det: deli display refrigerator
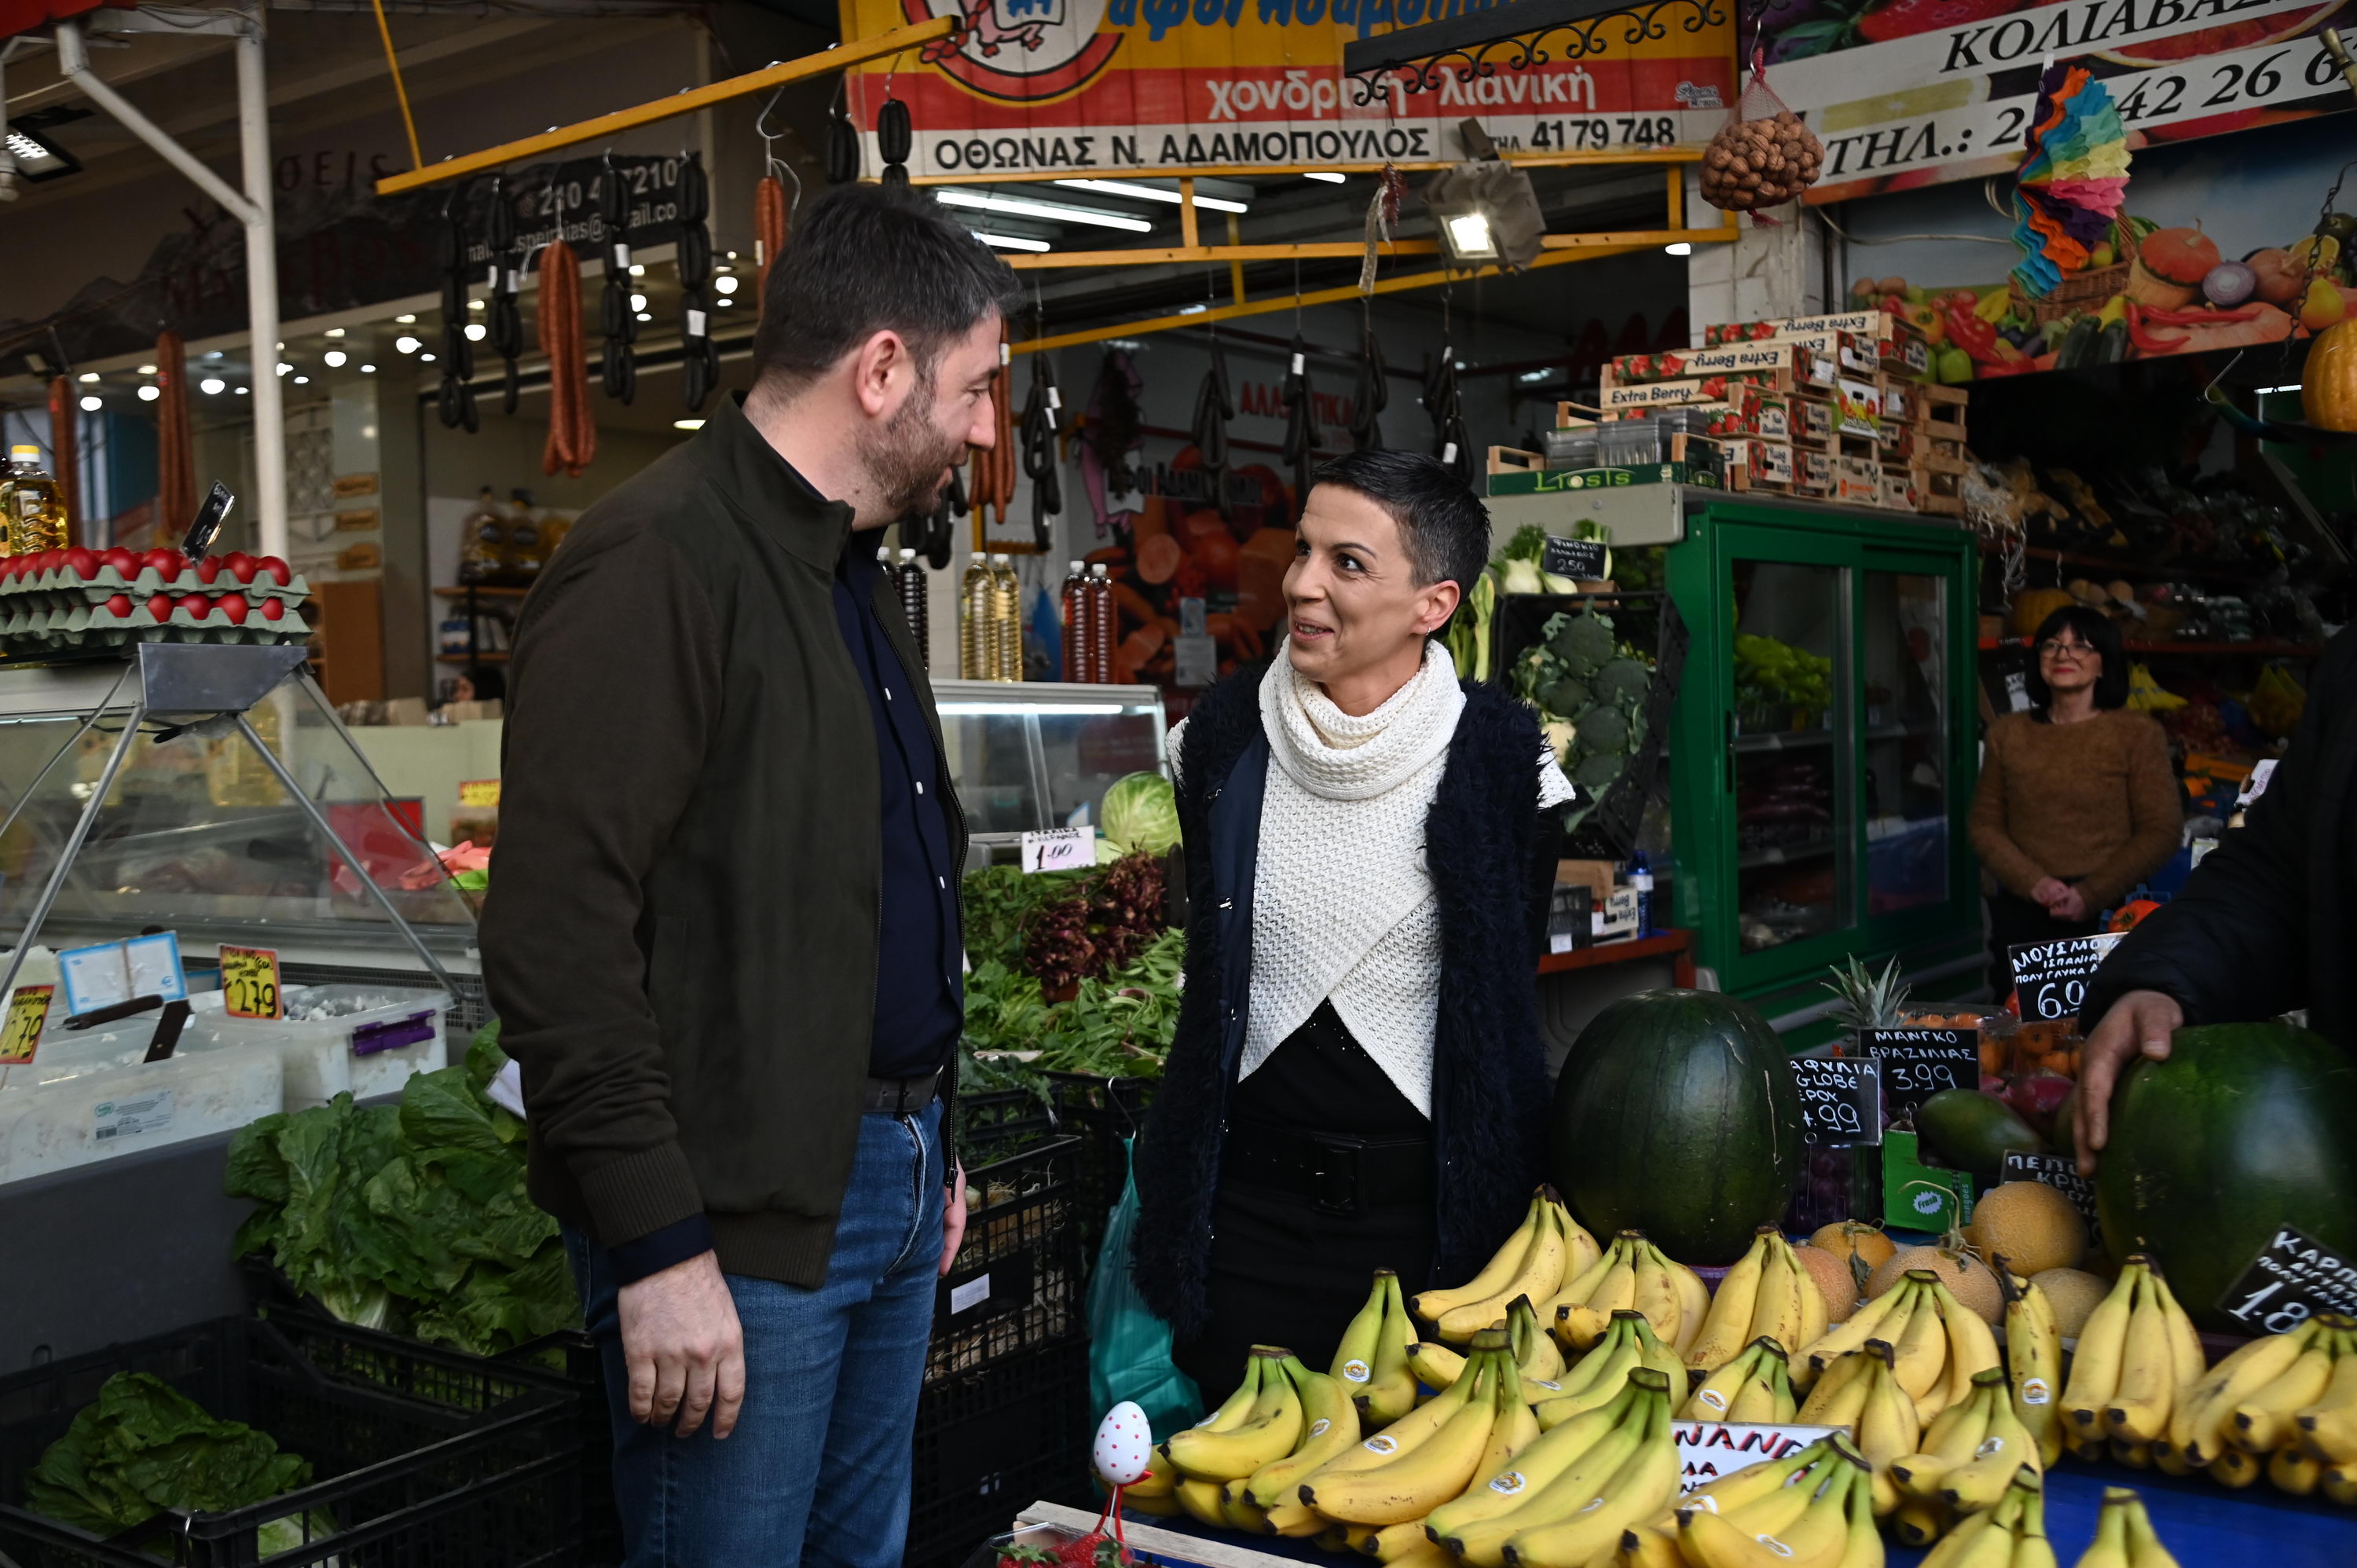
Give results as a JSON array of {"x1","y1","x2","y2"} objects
[{"x1": 933, "y1": 680, "x2": 1171, "y2": 861}]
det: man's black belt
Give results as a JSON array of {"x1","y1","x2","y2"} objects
[
  {"x1": 1223, "y1": 1121, "x2": 1435, "y2": 1214},
  {"x1": 862, "y1": 1070, "x2": 940, "y2": 1114}
]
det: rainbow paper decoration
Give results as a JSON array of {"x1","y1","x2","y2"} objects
[{"x1": 2011, "y1": 63, "x2": 2132, "y2": 298}]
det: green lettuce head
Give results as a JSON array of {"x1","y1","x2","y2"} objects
[{"x1": 1102, "y1": 771, "x2": 1179, "y2": 855}]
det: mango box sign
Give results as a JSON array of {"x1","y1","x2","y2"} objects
[{"x1": 841, "y1": 0, "x2": 1735, "y2": 179}]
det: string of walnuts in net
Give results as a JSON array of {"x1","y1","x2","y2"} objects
[{"x1": 1700, "y1": 111, "x2": 1824, "y2": 211}]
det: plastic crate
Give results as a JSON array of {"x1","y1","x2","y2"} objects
[
  {"x1": 186, "y1": 983, "x2": 451, "y2": 1110},
  {"x1": 954, "y1": 1086, "x2": 1059, "y2": 1151},
  {"x1": 907, "y1": 1338, "x2": 1091, "y2": 1568},
  {"x1": 931, "y1": 1134, "x2": 1087, "y2": 1383},
  {"x1": 0, "y1": 1313, "x2": 587, "y2": 1568},
  {"x1": 1044, "y1": 1072, "x2": 1159, "y2": 1276}
]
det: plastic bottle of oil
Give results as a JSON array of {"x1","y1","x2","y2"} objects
[
  {"x1": 959, "y1": 551, "x2": 992, "y2": 680},
  {"x1": 896, "y1": 548, "x2": 929, "y2": 667},
  {"x1": 990, "y1": 553, "x2": 1021, "y2": 682},
  {"x1": 456, "y1": 487, "x2": 508, "y2": 584},
  {"x1": 1060, "y1": 560, "x2": 1089, "y2": 683},
  {"x1": 1089, "y1": 563, "x2": 1117, "y2": 683},
  {"x1": 503, "y1": 488, "x2": 544, "y2": 584},
  {"x1": 2, "y1": 445, "x2": 67, "y2": 555}
]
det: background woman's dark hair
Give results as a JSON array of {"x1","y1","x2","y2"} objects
[
  {"x1": 2025, "y1": 604, "x2": 2131, "y2": 711},
  {"x1": 752, "y1": 183, "x2": 1020, "y2": 391},
  {"x1": 1309, "y1": 449, "x2": 1490, "y2": 628}
]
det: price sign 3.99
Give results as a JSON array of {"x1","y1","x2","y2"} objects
[
  {"x1": 219, "y1": 945, "x2": 284, "y2": 1021},
  {"x1": 1862, "y1": 1028, "x2": 1980, "y2": 1122}
]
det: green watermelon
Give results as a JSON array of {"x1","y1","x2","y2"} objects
[
  {"x1": 2096, "y1": 1022, "x2": 2357, "y2": 1332},
  {"x1": 1548, "y1": 989, "x2": 1804, "y2": 1265}
]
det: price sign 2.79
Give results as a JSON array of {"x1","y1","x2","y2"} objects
[{"x1": 219, "y1": 945, "x2": 283, "y2": 1021}]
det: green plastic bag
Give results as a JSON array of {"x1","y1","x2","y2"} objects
[{"x1": 1087, "y1": 1136, "x2": 1202, "y2": 1438}]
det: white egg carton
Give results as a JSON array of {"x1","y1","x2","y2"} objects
[{"x1": 0, "y1": 1033, "x2": 283, "y2": 1185}]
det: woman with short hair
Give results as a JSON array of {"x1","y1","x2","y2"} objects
[
  {"x1": 1133, "y1": 449, "x2": 1574, "y2": 1395},
  {"x1": 1970, "y1": 604, "x2": 2180, "y2": 995}
]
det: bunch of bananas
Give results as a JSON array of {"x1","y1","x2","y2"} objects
[
  {"x1": 1159, "y1": 1346, "x2": 1347, "y2": 1529},
  {"x1": 2072, "y1": 1486, "x2": 2181, "y2": 1568},
  {"x1": 1663, "y1": 1434, "x2": 1881, "y2": 1568},
  {"x1": 1680, "y1": 1336, "x2": 1798, "y2": 1424},
  {"x1": 1423, "y1": 1367, "x2": 1681, "y2": 1568},
  {"x1": 1532, "y1": 1310, "x2": 1690, "y2": 1428},
  {"x1": 1992, "y1": 1262, "x2": 2064, "y2": 1470},
  {"x1": 1916, "y1": 1467, "x2": 2052, "y2": 1568},
  {"x1": 1336, "y1": 1271, "x2": 1424, "y2": 1424},
  {"x1": 1415, "y1": 1189, "x2": 1603, "y2": 1347},
  {"x1": 1409, "y1": 1297, "x2": 1574, "y2": 1405},
  {"x1": 1792, "y1": 1269, "x2": 2001, "y2": 1426},
  {"x1": 1545, "y1": 1230, "x2": 1711, "y2": 1356},
  {"x1": 2055, "y1": 1256, "x2": 2203, "y2": 1468},
  {"x1": 1798, "y1": 1343, "x2": 1919, "y2": 1519},
  {"x1": 1883, "y1": 1366, "x2": 2044, "y2": 1544},
  {"x1": 1683, "y1": 1228, "x2": 1829, "y2": 1374},
  {"x1": 2158, "y1": 1309, "x2": 2357, "y2": 1498}
]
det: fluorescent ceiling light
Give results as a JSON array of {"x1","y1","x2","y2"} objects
[
  {"x1": 419, "y1": 353, "x2": 436, "y2": 362},
  {"x1": 939, "y1": 701, "x2": 1125, "y2": 716},
  {"x1": 1518, "y1": 368, "x2": 1552, "y2": 383},
  {"x1": 467, "y1": 299, "x2": 485, "y2": 310},
  {"x1": 1663, "y1": 241, "x2": 1693, "y2": 256},
  {"x1": 276, "y1": 362, "x2": 292, "y2": 376},
  {"x1": 324, "y1": 328, "x2": 346, "y2": 339},
  {"x1": 674, "y1": 419, "x2": 706, "y2": 430},
  {"x1": 76, "y1": 372, "x2": 98, "y2": 383},
  {"x1": 137, "y1": 385, "x2": 159, "y2": 402},
  {"x1": 973, "y1": 230, "x2": 1050, "y2": 253},
  {"x1": 1440, "y1": 211, "x2": 1499, "y2": 263},
  {"x1": 394, "y1": 313, "x2": 416, "y2": 324},
  {"x1": 464, "y1": 322, "x2": 487, "y2": 342},
  {"x1": 1055, "y1": 178, "x2": 1248, "y2": 214},
  {"x1": 235, "y1": 387, "x2": 249, "y2": 395},
  {"x1": 293, "y1": 376, "x2": 310, "y2": 385},
  {"x1": 394, "y1": 335, "x2": 421, "y2": 354},
  {"x1": 137, "y1": 364, "x2": 156, "y2": 374},
  {"x1": 635, "y1": 312, "x2": 652, "y2": 322},
  {"x1": 5, "y1": 125, "x2": 79, "y2": 181},
  {"x1": 77, "y1": 395, "x2": 101, "y2": 412},
  {"x1": 714, "y1": 275, "x2": 739, "y2": 295},
  {"x1": 2257, "y1": 384, "x2": 2301, "y2": 394},
  {"x1": 1304, "y1": 171, "x2": 1346, "y2": 183},
  {"x1": 199, "y1": 377, "x2": 226, "y2": 395},
  {"x1": 935, "y1": 189, "x2": 1149, "y2": 233},
  {"x1": 324, "y1": 350, "x2": 347, "y2": 368},
  {"x1": 361, "y1": 364, "x2": 377, "y2": 373},
  {"x1": 1177, "y1": 303, "x2": 1209, "y2": 315},
  {"x1": 629, "y1": 293, "x2": 647, "y2": 313},
  {"x1": 629, "y1": 263, "x2": 646, "y2": 277}
]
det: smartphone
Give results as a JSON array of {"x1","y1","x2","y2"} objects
[{"x1": 180, "y1": 482, "x2": 236, "y2": 561}]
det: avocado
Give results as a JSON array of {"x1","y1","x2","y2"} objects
[{"x1": 1917, "y1": 1088, "x2": 2044, "y2": 1181}]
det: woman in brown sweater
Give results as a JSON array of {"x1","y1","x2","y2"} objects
[{"x1": 1970, "y1": 605, "x2": 2181, "y2": 996}]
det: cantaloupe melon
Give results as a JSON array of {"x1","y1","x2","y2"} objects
[
  {"x1": 1866, "y1": 1244, "x2": 2003, "y2": 1324},
  {"x1": 1965, "y1": 1181, "x2": 2088, "y2": 1277},
  {"x1": 2030, "y1": 1267, "x2": 2110, "y2": 1337},
  {"x1": 1794, "y1": 1243, "x2": 1864, "y2": 1321},
  {"x1": 1808, "y1": 1220, "x2": 1897, "y2": 1273}
]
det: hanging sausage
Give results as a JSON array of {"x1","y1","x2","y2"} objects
[
  {"x1": 677, "y1": 151, "x2": 720, "y2": 412},
  {"x1": 46, "y1": 376, "x2": 78, "y2": 548},
  {"x1": 1020, "y1": 352, "x2": 1061, "y2": 552},
  {"x1": 753, "y1": 174, "x2": 790, "y2": 324},
  {"x1": 878, "y1": 94, "x2": 912, "y2": 189},
  {"x1": 539, "y1": 223, "x2": 595, "y2": 478},
  {"x1": 1278, "y1": 334, "x2": 1314, "y2": 506},
  {"x1": 598, "y1": 154, "x2": 636, "y2": 405},
  {"x1": 1424, "y1": 346, "x2": 1472, "y2": 486},
  {"x1": 1189, "y1": 339, "x2": 1233, "y2": 518},
  {"x1": 1350, "y1": 310, "x2": 1387, "y2": 452},
  {"x1": 488, "y1": 176, "x2": 524, "y2": 415},
  {"x1": 154, "y1": 331, "x2": 194, "y2": 535},
  {"x1": 436, "y1": 191, "x2": 478, "y2": 433}
]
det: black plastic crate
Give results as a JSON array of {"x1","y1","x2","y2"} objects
[
  {"x1": 931, "y1": 1134, "x2": 1087, "y2": 1383},
  {"x1": 0, "y1": 1314, "x2": 585, "y2": 1568},
  {"x1": 1044, "y1": 1072, "x2": 1159, "y2": 1277},
  {"x1": 955, "y1": 1086, "x2": 1060, "y2": 1152},
  {"x1": 907, "y1": 1338, "x2": 1091, "y2": 1568}
]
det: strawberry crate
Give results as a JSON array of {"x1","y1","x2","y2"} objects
[
  {"x1": 909, "y1": 1338, "x2": 1091, "y2": 1568},
  {"x1": 0, "y1": 1313, "x2": 588, "y2": 1568},
  {"x1": 932, "y1": 1130, "x2": 1088, "y2": 1383}
]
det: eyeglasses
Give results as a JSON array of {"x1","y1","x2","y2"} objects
[{"x1": 2036, "y1": 639, "x2": 2095, "y2": 659}]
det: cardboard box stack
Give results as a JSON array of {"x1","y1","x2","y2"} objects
[{"x1": 1486, "y1": 310, "x2": 1968, "y2": 516}]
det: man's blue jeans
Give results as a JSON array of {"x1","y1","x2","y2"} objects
[{"x1": 566, "y1": 1100, "x2": 946, "y2": 1568}]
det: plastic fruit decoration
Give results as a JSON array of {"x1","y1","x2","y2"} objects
[
  {"x1": 2304, "y1": 317, "x2": 2357, "y2": 432},
  {"x1": 2124, "y1": 225, "x2": 2220, "y2": 310}
]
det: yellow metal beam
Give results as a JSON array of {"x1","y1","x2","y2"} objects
[
  {"x1": 913, "y1": 147, "x2": 1701, "y2": 185},
  {"x1": 1004, "y1": 227, "x2": 1734, "y2": 270},
  {"x1": 372, "y1": 16, "x2": 956, "y2": 196},
  {"x1": 1009, "y1": 243, "x2": 1649, "y2": 356},
  {"x1": 1178, "y1": 178, "x2": 1200, "y2": 250}
]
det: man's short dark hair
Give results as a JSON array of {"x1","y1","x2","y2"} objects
[
  {"x1": 1309, "y1": 449, "x2": 1490, "y2": 625},
  {"x1": 751, "y1": 183, "x2": 1021, "y2": 390}
]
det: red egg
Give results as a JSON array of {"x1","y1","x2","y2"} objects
[
  {"x1": 177, "y1": 594, "x2": 211, "y2": 620},
  {"x1": 64, "y1": 548, "x2": 96, "y2": 580},
  {"x1": 257, "y1": 555, "x2": 291, "y2": 586},
  {"x1": 214, "y1": 593, "x2": 249, "y2": 625},
  {"x1": 104, "y1": 593, "x2": 132, "y2": 617},
  {"x1": 101, "y1": 547, "x2": 137, "y2": 576},
  {"x1": 2, "y1": 558, "x2": 23, "y2": 581},
  {"x1": 195, "y1": 556, "x2": 225, "y2": 584},
  {"x1": 223, "y1": 551, "x2": 258, "y2": 584},
  {"x1": 141, "y1": 548, "x2": 184, "y2": 580},
  {"x1": 259, "y1": 596, "x2": 284, "y2": 621},
  {"x1": 145, "y1": 593, "x2": 173, "y2": 622}
]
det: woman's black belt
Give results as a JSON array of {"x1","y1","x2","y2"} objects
[{"x1": 1223, "y1": 1121, "x2": 1435, "y2": 1214}]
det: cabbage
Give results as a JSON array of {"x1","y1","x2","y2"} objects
[{"x1": 1102, "y1": 771, "x2": 1179, "y2": 855}]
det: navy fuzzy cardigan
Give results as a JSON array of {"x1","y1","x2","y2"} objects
[{"x1": 1131, "y1": 661, "x2": 1556, "y2": 1343}]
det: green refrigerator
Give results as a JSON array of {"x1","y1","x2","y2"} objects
[{"x1": 1661, "y1": 496, "x2": 1982, "y2": 1040}]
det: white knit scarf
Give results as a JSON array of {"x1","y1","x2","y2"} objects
[{"x1": 1259, "y1": 638, "x2": 1467, "y2": 803}]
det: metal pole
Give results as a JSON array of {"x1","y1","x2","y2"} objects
[
  {"x1": 0, "y1": 706, "x2": 145, "y2": 1007},
  {"x1": 233, "y1": 715, "x2": 460, "y2": 996},
  {"x1": 236, "y1": 16, "x2": 288, "y2": 562},
  {"x1": 53, "y1": 24, "x2": 259, "y2": 222},
  {"x1": 0, "y1": 663, "x2": 136, "y2": 855}
]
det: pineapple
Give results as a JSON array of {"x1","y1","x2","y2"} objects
[{"x1": 1821, "y1": 954, "x2": 1910, "y2": 1034}]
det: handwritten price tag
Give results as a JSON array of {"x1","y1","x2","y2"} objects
[
  {"x1": 1021, "y1": 828, "x2": 1093, "y2": 874},
  {"x1": 2007, "y1": 933, "x2": 2123, "y2": 1022},
  {"x1": 219, "y1": 945, "x2": 283, "y2": 1020},
  {"x1": 1672, "y1": 1421, "x2": 1840, "y2": 1491},
  {"x1": 456, "y1": 779, "x2": 501, "y2": 808},
  {"x1": 2217, "y1": 1225, "x2": 2357, "y2": 1335},
  {"x1": 1791, "y1": 1056, "x2": 1881, "y2": 1147},
  {"x1": 1863, "y1": 1028, "x2": 1979, "y2": 1120},
  {"x1": 0, "y1": 984, "x2": 53, "y2": 1067},
  {"x1": 1541, "y1": 535, "x2": 1609, "y2": 581}
]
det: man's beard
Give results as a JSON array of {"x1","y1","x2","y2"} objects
[{"x1": 860, "y1": 383, "x2": 968, "y2": 522}]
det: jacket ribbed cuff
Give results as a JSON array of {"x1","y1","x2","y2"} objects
[{"x1": 574, "y1": 1141, "x2": 706, "y2": 1249}]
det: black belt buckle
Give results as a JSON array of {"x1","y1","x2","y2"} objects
[{"x1": 1310, "y1": 1135, "x2": 1364, "y2": 1216}]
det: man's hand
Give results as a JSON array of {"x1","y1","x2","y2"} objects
[
  {"x1": 2075, "y1": 988, "x2": 2183, "y2": 1176},
  {"x1": 618, "y1": 1251, "x2": 746, "y2": 1439},
  {"x1": 2030, "y1": 876, "x2": 2070, "y2": 910},
  {"x1": 940, "y1": 1165, "x2": 968, "y2": 1277},
  {"x1": 2047, "y1": 884, "x2": 2089, "y2": 922}
]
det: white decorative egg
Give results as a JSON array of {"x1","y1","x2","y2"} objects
[{"x1": 1092, "y1": 1400, "x2": 1154, "y2": 1486}]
